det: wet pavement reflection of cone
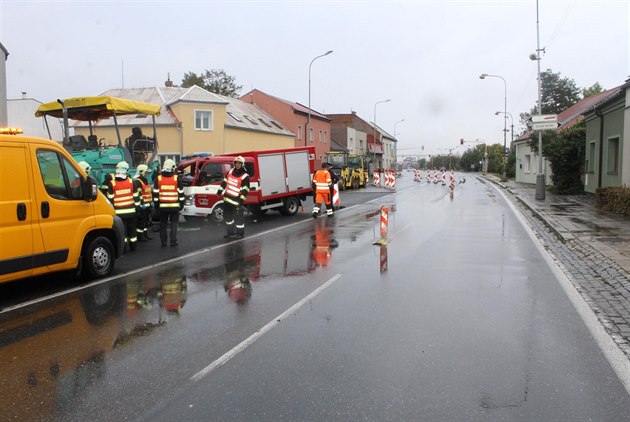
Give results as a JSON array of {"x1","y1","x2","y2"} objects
[{"x1": 373, "y1": 206, "x2": 389, "y2": 246}]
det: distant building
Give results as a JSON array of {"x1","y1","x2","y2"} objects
[
  {"x1": 71, "y1": 83, "x2": 295, "y2": 165},
  {"x1": 8, "y1": 95, "x2": 63, "y2": 139},
  {"x1": 513, "y1": 88, "x2": 619, "y2": 185},
  {"x1": 240, "y1": 89, "x2": 331, "y2": 168},
  {"x1": 327, "y1": 111, "x2": 395, "y2": 171}
]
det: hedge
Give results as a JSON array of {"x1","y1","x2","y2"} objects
[{"x1": 595, "y1": 187, "x2": 630, "y2": 216}]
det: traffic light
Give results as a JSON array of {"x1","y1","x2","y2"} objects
[{"x1": 460, "y1": 138, "x2": 464, "y2": 145}]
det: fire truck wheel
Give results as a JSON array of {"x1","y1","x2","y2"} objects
[
  {"x1": 211, "y1": 203, "x2": 227, "y2": 223},
  {"x1": 279, "y1": 196, "x2": 300, "y2": 216}
]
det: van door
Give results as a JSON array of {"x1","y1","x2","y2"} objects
[
  {"x1": 0, "y1": 142, "x2": 37, "y2": 281},
  {"x1": 31, "y1": 148, "x2": 95, "y2": 274}
]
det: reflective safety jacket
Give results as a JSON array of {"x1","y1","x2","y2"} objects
[
  {"x1": 220, "y1": 168, "x2": 250, "y2": 206},
  {"x1": 153, "y1": 174, "x2": 184, "y2": 209},
  {"x1": 107, "y1": 177, "x2": 140, "y2": 215},
  {"x1": 313, "y1": 169, "x2": 332, "y2": 194},
  {"x1": 137, "y1": 176, "x2": 153, "y2": 207}
]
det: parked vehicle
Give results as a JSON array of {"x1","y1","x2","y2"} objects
[
  {"x1": 35, "y1": 96, "x2": 162, "y2": 186},
  {"x1": 0, "y1": 129, "x2": 125, "y2": 284},
  {"x1": 177, "y1": 146, "x2": 315, "y2": 223}
]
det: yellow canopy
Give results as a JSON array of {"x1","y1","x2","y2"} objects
[{"x1": 35, "y1": 96, "x2": 161, "y2": 121}]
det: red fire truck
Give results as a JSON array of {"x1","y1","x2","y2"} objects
[{"x1": 177, "y1": 146, "x2": 315, "y2": 223}]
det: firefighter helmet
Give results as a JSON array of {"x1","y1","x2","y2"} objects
[
  {"x1": 233, "y1": 156, "x2": 245, "y2": 165},
  {"x1": 162, "y1": 159, "x2": 176, "y2": 173},
  {"x1": 136, "y1": 164, "x2": 149, "y2": 176},
  {"x1": 78, "y1": 161, "x2": 91, "y2": 173},
  {"x1": 115, "y1": 161, "x2": 129, "y2": 177}
]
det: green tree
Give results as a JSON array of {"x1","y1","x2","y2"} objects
[
  {"x1": 582, "y1": 82, "x2": 604, "y2": 98},
  {"x1": 542, "y1": 120, "x2": 586, "y2": 194},
  {"x1": 519, "y1": 69, "x2": 582, "y2": 128},
  {"x1": 181, "y1": 69, "x2": 243, "y2": 98},
  {"x1": 459, "y1": 144, "x2": 485, "y2": 171}
]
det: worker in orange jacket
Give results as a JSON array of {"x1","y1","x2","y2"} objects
[{"x1": 312, "y1": 162, "x2": 333, "y2": 218}]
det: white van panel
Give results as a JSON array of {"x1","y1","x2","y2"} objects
[
  {"x1": 258, "y1": 153, "x2": 287, "y2": 196},
  {"x1": 285, "y1": 150, "x2": 311, "y2": 191}
]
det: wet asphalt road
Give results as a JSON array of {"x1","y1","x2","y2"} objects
[{"x1": 3, "y1": 174, "x2": 630, "y2": 421}]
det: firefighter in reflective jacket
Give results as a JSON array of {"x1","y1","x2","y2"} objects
[
  {"x1": 134, "y1": 164, "x2": 153, "y2": 241},
  {"x1": 217, "y1": 156, "x2": 250, "y2": 239},
  {"x1": 153, "y1": 159, "x2": 184, "y2": 247},
  {"x1": 312, "y1": 162, "x2": 333, "y2": 218},
  {"x1": 105, "y1": 161, "x2": 141, "y2": 251}
]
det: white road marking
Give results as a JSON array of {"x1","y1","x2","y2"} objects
[{"x1": 190, "y1": 273, "x2": 342, "y2": 382}]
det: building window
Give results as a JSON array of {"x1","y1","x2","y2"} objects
[
  {"x1": 195, "y1": 110, "x2": 213, "y2": 131},
  {"x1": 319, "y1": 130, "x2": 323, "y2": 143},
  {"x1": 297, "y1": 125, "x2": 302, "y2": 140},
  {"x1": 309, "y1": 128, "x2": 313, "y2": 143},
  {"x1": 243, "y1": 115, "x2": 258, "y2": 125},
  {"x1": 271, "y1": 121, "x2": 283, "y2": 130},
  {"x1": 588, "y1": 141, "x2": 596, "y2": 173},
  {"x1": 227, "y1": 111, "x2": 242, "y2": 122},
  {"x1": 258, "y1": 118, "x2": 272, "y2": 128},
  {"x1": 524, "y1": 154, "x2": 531, "y2": 173},
  {"x1": 607, "y1": 137, "x2": 619, "y2": 175},
  {"x1": 324, "y1": 131, "x2": 328, "y2": 144}
]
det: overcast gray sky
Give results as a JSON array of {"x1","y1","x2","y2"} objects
[{"x1": 1, "y1": 0, "x2": 628, "y2": 156}]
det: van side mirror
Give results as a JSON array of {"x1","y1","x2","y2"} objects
[{"x1": 83, "y1": 177, "x2": 98, "y2": 202}]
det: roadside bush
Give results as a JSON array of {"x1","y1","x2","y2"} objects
[{"x1": 595, "y1": 187, "x2": 630, "y2": 216}]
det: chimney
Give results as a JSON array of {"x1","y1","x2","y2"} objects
[
  {"x1": 21, "y1": 91, "x2": 26, "y2": 99},
  {"x1": 165, "y1": 73, "x2": 173, "y2": 87}
]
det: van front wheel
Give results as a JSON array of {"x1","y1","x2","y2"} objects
[{"x1": 83, "y1": 237, "x2": 115, "y2": 279}]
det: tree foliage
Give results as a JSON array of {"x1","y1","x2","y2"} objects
[
  {"x1": 582, "y1": 82, "x2": 604, "y2": 98},
  {"x1": 181, "y1": 69, "x2": 243, "y2": 98},
  {"x1": 541, "y1": 120, "x2": 586, "y2": 194},
  {"x1": 519, "y1": 69, "x2": 582, "y2": 128}
]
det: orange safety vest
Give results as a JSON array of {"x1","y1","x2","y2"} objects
[
  {"x1": 313, "y1": 169, "x2": 332, "y2": 194},
  {"x1": 224, "y1": 170, "x2": 248, "y2": 205},
  {"x1": 157, "y1": 175, "x2": 180, "y2": 208},
  {"x1": 111, "y1": 178, "x2": 137, "y2": 215},
  {"x1": 138, "y1": 178, "x2": 153, "y2": 205}
]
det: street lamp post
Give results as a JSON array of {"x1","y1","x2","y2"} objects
[
  {"x1": 307, "y1": 50, "x2": 333, "y2": 146},
  {"x1": 372, "y1": 99, "x2": 391, "y2": 171},
  {"x1": 393, "y1": 118, "x2": 405, "y2": 138},
  {"x1": 495, "y1": 111, "x2": 514, "y2": 159},
  {"x1": 480, "y1": 73, "x2": 508, "y2": 182},
  {"x1": 475, "y1": 138, "x2": 488, "y2": 174},
  {"x1": 392, "y1": 118, "x2": 404, "y2": 170},
  {"x1": 495, "y1": 111, "x2": 514, "y2": 145}
]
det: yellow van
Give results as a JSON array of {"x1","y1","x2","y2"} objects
[{"x1": 0, "y1": 132, "x2": 125, "y2": 284}]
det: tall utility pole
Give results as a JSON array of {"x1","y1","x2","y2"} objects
[{"x1": 534, "y1": 0, "x2": 545, "y2": 200}]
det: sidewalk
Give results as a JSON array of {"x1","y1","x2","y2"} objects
[
  {"x1": 484, "y1": 174, "x2": 630, "y2": 357},
  {"x1": 486, "y1": 175, "x2": 630, "y2": 274}
]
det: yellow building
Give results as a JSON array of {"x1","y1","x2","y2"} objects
[{"x1": 73, "y1": 84, "x2": 295, "y2": 164}]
